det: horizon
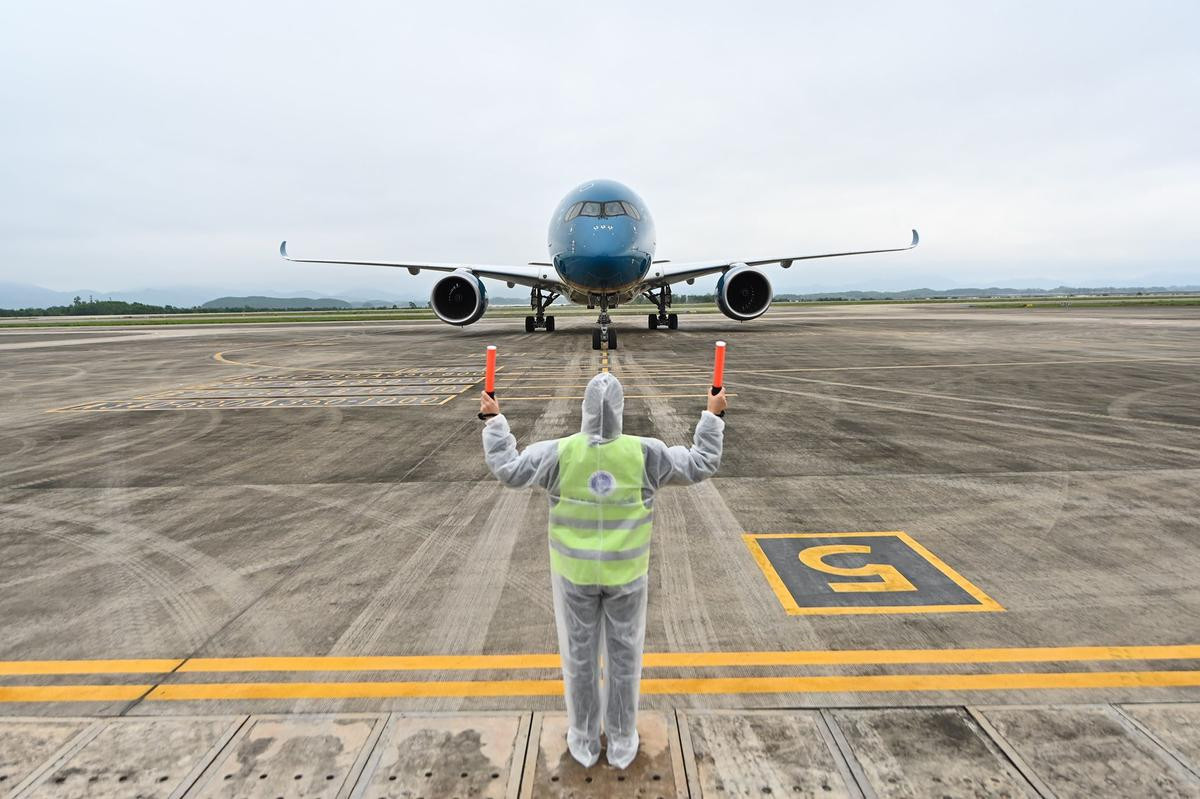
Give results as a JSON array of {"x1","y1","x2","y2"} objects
[{"x1": 5, "y1": 279, "x2": 1200, "y2": 312}]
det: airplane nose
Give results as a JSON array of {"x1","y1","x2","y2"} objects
[
  {"x1": 556, "y1": 214, "x2": 648, "y2": 290},
  {"x1": 574, "y1": 215, "x2": 637, "y2": 258}
]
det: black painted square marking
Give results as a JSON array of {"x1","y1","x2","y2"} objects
[{"x1": 743, "y1": 532, "x2": 1002, "y2": 616}]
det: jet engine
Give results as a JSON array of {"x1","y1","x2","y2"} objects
[
  {"x1": 430, "y1": 269, "x2": 488, "y2": 326},
  {"x1": 716, "y1": 264, "x2": 772, "y2": 320}
]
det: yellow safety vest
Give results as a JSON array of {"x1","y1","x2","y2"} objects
[{"x1": 549, "y1": 433, "x2": 652, "y2": 586}]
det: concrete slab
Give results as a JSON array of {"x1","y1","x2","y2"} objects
[
  {"x1": 520, "y1": 711, "x2": 685, "y2": 798},
  {"x1": 20, "y1": 716, "x2": 241, "y2": 799},
  {"x1": 353, "y1": 713, "x2": 528, "y2": 799},
  {"x1": 1119, "y1": 703, "x2": 1200, "y2": 778},
  {"x1": 680, "y1": 710, "x2": 856, "y2": 798},
  {"x1": 980, "y1": 705, "x2": 1200, "y2": 798},
  {"x1": 188, "y1": 714, "x2": 383, "y2": 799},
  {"x1": 0, "y1": 718, "x2": 94, "y2": 795},
  {"x1": 828, "y1": 707, "x2": 1034, "y2": 798}
]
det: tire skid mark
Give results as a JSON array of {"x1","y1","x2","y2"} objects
[
  {"x1": 1, "y1": 408, "x2": 224, "y2": 490},
  {"x1": 1106, "y1": 381, "x2": 1200, "y2": 425},
  {"x1": 0, "y1": 408, "x2": 196, "y2": 482},
  {"x1": 619, "y1": 352, "x2": 739, "y2": 652},
  {"x1": 3, "y1": 499, "x2": 302, "y2": 652},
  {"x1": 5, "y1": 510, "x2": 213, "y2": 652},
  {"x1": 412, "y1": 486, "x2": 533, "y2": 711},
  {"x1": 323, "y1": 482, "x2": 503, "y2": 658},
  {"x1": 622, "y1": 345, "x2": 815, "y2": 647}
]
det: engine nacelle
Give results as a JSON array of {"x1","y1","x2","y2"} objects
[
  {"x1": 716, "y1": 264, "x2": 772, "y2": 320},
  {"x1": 430, "y1": 269, "x2": 488, "y2": 326}
]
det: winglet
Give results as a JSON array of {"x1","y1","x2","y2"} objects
[
  {"x1": 279, "y1": 240, "x2": 290, "y2": 259},
  {"x1": 911, "y1": 229, "x2": 920, "y2": 247}
]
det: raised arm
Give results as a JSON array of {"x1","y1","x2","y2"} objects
[
  {"x1": 482, "y1": 414, "x2": 559, "y2": 489},
  {"x1": 643, "y1": 410, "x2": 725, "y2": 489}
]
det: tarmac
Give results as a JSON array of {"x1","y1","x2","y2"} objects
[{"x1": 2, "y1": 303, "x2": 1199, "y2": 796}]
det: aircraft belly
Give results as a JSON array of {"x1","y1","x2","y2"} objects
[{"x1": 555, "y1": 255, "x2": 649, "y2": 301}]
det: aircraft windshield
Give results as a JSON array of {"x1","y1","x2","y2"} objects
[{"x1": 567, "y1": 200, "x2": 635, "y2": 221}]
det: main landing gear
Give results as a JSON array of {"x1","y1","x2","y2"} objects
[
  {"x1": 524, "y1": 288, "x2": 559, "y2": 333},
  {"x1": 644, "y1": 286, "x2": 678, "y2": 330},
  {"x1": 591, "y1": 294, "x2": 617, "y2": 350}
]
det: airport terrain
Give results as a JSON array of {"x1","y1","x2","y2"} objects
[{"x1": 1, "y1": 304, "x2": 1199, "y2": 796}]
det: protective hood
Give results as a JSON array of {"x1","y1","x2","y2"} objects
[{"x1": 580, "y1": 372, "x2": 624, "y2": 441}]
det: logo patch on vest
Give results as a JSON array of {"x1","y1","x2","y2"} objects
[{"x1": 588, "y1": 470, "x2": 616, "y2": 497}]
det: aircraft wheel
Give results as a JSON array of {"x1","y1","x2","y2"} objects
[
  {"x1": 592, "y1": 327, "x2": 602, "y2": 350},
  {"x1": 525, "y1": 316, "x2": 535, "y2": 333},
  {"x1": 608, "y1": 329, "x2": 618, "y2": 350},
  {"x1": 648, "y1": 314, "x2": 658, "y2": 329},
  {"x1": 667, "y1": 313, "x2": 679, "y2": 330},
  {"x1": 545, "y1": 315, "x2": 555, "y2": 332}
]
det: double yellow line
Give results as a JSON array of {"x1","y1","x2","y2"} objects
[{"x1": 3, "y1": 645, "x2": 1199, "y2": 702}]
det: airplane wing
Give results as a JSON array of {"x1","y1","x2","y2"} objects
[
  {"x1": 647, "y1": 229, "x2": 920, "y2": 286},
  {"x1": 279, "y1": 242, "x2": 563, "y2": 291}
]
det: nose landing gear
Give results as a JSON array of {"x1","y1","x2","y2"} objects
[{"x1": 591, "y1": 294, "x2": 617, "y2": 350}]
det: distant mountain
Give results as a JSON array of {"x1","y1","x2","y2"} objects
[
  {"x1": 198, "y1": 295, "x2": 417, "y2": 307},
  {"x1": 0, "y1": 282, "x2": 105, "y2": 308},
  {"x1": 202, "y1": 296, "x2": 358, "y2": 310}
]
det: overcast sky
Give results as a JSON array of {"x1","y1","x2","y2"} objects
[{"x1": 2, "y1": 1, "x2": 1197, "y2": 299}]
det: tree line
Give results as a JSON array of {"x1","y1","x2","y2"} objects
[{"x1": 0, "y1": 296, "x2": 202, "y2": 317}]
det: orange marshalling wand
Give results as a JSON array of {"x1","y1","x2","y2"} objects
[
  {"x1": 478, "y1": 345, "x2": 498, "y2": 420},
  {"x1": 712, "y1": 340, "x2": 726, "y2": 391},
  {"x1": 712, "y1": 340, "x2": 727, "y2": 417},
  {"x1": 484, "y1": 345, "x2": 497, "y2": 395}
]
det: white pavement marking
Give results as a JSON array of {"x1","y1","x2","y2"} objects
[
  {"x1": 732, "y1": 380, "x2": 1200, "y2": 459},
  {"x1": 744, "y1": 370, "x2": 1200, "y2": 433}
]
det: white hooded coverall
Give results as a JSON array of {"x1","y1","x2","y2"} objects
[{"x1": 482, "y1": 372, "x2": 724, "y2": 768}]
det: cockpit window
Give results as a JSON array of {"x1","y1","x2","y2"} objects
[{"x1": 574, "y1": 200, "x2": 632, "y2": 219}]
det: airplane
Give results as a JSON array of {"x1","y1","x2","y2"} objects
[{"x1": 280, "y1": 179, "x2": 918, "y2": 350}]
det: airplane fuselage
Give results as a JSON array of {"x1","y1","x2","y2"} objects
[{"x1": 548, "y1": 179, "x2": 656, "y2": 305}]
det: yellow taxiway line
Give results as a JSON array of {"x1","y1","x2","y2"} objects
[
  {"x1": 3, "y1": 645, "x2": 1200, "y2": 676},
  {"x1": 0, "y1": 658, "x2": 183, "y2": 676},
  {"x1": 4, "y1": 670, "x2": 1200, "y2": 703},
  {"x1": 498, "y1": 393, "x2": 737, "y2": 401}
]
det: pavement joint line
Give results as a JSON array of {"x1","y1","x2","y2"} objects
[
  {"x1": 4, "y1": 645, "x2": 1200, "y2": 675},
  {"x1": 6, "y1": 670, "x2": 1200, "y2": 702},
  {"x1": 1111, "y1": 703, "x2": 1200, "y2": 782},
  {"x1": 964, "y1": 707, "x2": 1057, "y2": 799},
  {"x1": 819, "y1": 709, "x2": 876, "y2": 799}
]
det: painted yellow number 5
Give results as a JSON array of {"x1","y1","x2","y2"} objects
[{"x1": 798, "y1": 545, "x2": 917, "y2": 593}]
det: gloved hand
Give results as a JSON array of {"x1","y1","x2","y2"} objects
[
  {"x1": 479, "y1": 390, "x2": 500, "y2": 418},
  {"x1": 707, "y1": 387, "x2": 728, "y2": 416}
]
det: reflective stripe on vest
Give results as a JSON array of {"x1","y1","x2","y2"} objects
[{"x1": 549, "y1": 432, "x2": 651, "y2": 586}]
